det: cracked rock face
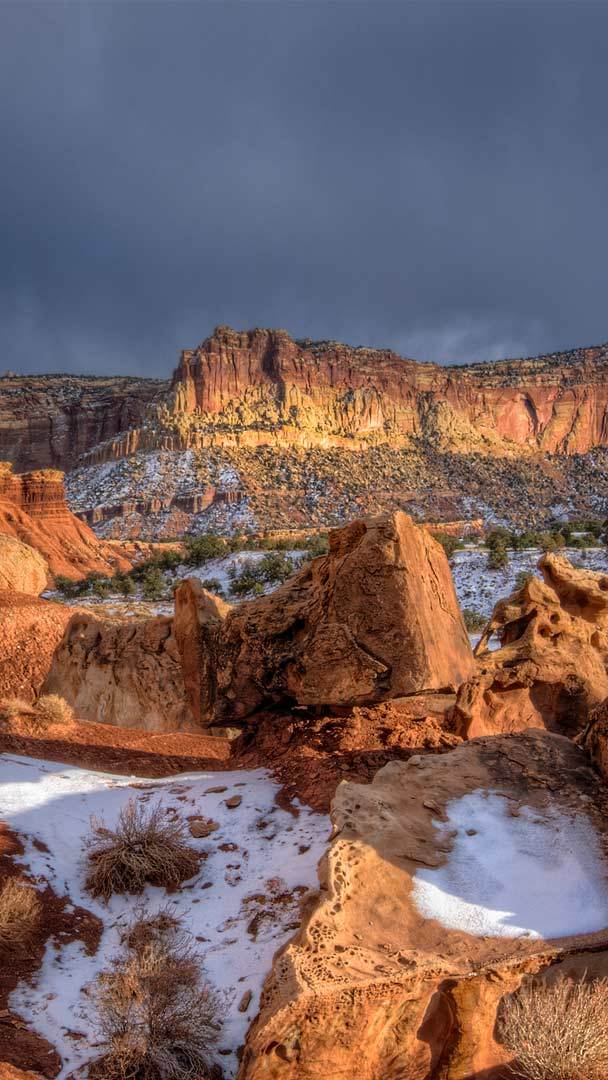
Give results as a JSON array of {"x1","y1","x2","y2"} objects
[
  {"x1": 175, "y1": 511, "x2": 475, "y2": 725},
  {"x1": 238, "y1": 731, "x2": 608, "y2": 1080}
]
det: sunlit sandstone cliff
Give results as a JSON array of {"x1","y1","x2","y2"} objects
[{"x1": 77, "y1": 326, "x2": 608, "y2": 465}]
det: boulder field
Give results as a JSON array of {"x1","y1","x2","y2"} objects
[{"x1": 6, "y1": 511, "x2": 608, "y2": 1076}]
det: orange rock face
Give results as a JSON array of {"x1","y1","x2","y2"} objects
[
  {"x1": 0, "y1": 535, "x2": 48, "y2": 595},
  {"x1": 163, "y1": 326, "x2": 608, "y2": 454},
  {"x1": 176, "y1": 512, "x2": 475, "y2": 725},
  {"x1": 0, "y1": 462, "x2": 132, "y2": 580},
  {"x1": 42, "y1": 610, "x2": 193, "y2": 731},
  {"x1": 239, "y1": 732, "x2": 608, "y2": 1080},
  {"x1": 453, "y1": 553, "x2": 608, "y2": 738},
  {"x1": 0, "y1": 591, "x2": 74, "y2": 703}
]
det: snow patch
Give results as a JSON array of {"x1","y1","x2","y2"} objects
[
  {"x1": 412, "y1": 789, "x2": 608, "y2": 940},
  {"x1": 2, "y1": 755, "x2": 329, "y2": 1078}
]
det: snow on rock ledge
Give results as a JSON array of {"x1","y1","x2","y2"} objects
[{"x1": 239, "y1": 731, "x2": 608, "y2": 1080}]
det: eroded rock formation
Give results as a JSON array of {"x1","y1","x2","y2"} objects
[
  {"x1": 0, "y1": 461, "x2": 133, "y2": 580},
  {"x1": 78, "y1": 327, "x2": 608, "y2": 467},
  {"x1": 42, "y1": 610, "x2": 193, "y2": 731},
  {"x1": 0, "y1": 592, "x2": 74, "y2": 703},
  {"x1": 175, "y1": 512, "x2": 475, "y2": 725},
  {"x1": 453, "y1": 553, "x2": 608, "y2": 738},
  {"x1": 239, "y1": 731, "x2": 608, "y2": 1080}
]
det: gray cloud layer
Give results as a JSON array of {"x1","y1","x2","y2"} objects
[{"x1": 2, "y1": 1, "x2": 608, "y2": 376}]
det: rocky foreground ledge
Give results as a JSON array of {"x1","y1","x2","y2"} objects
[{"x1": 239, "y1": 731, "x2": 608, "y2": 1080}]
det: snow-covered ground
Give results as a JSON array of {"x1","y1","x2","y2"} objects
[
  {"x1": 2, "y1": 755, "x2": 329, "y2": 1078},
  {"x1": 412, "y1": 789, "x2": 608, "y2": 940}
]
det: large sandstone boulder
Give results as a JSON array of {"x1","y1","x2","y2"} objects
[
  {"x1": 42, "y1": 610, "x2": 192, "y2": 731},
  {"x1": 453, "y1": 553, "x2": 608, "y2": 738},
  {"x1": 175, "y1": 512, "x2": 475, "y2": 725},
  {"x1": 239, "y1": 732, "x2": 608, "y2": 1080},
  {"x1": 0, "y1": 535, "x2": 49, "y2": 594}
]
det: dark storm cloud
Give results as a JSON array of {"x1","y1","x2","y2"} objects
[{"x1": 2, "y1": 1, "x2": 608, "y2": 376}]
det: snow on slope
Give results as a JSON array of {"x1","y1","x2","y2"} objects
[
  {"x1": 412, "y1": 789, "x2": 608, "y2": 939},
  {"x1": 1, "y1": 755, "x2": 330, "y2": 1079}
]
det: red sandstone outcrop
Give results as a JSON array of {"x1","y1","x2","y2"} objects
[
  {"x1": 0, "y1": 372, "x2": 164, "y2": 471},
  {"x1": 239, "y1": 731, "x2": 608, "y2": 1080},
  {"x1": 453, "y1": 553, "x2": 608, "y2": 738},
  {"x1": 175, "y1": 512, "x2": 475, "y2": 725},
  {"x1": 0, "y1": 462, "x2": 133, "y2": 580},
  {"x1": 42, "y1": 610, "x2": 193, "y2": 732},
  {"x1": 0, "y1": 535, "x2": 48, "y2": 595},
  {"x1": 72, "y1": 326, "x2": 608, "y2": 465}
]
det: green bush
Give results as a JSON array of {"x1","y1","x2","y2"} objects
[
  {"x1": 183, "y1": 535, "x2": 227, "y2": 565},
  {"x1": 141, "y1": 568, "x2": 170, "y2": 601},
  {"x1": 487, "y1": 544, "x2": 509, "y2": 571},
  {"x1": 462, "y1": 609, "x2": 486, "y2": 632},
  {"x1": 435, "y1": 533, "x2": 462, "y2": 559},
  {"x1": 114, "y1": 574, "x2": 137, "y2": 597}
]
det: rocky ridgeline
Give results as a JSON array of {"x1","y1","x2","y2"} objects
[{"x1": 6, "y1": 324, "x2": 608, "y2": 535}]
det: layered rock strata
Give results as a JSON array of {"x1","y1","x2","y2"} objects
[
  {"x1": 0, "y1": 462, "x2": 132, "y2": 580},
  {"x1": 79, "y1": 327, "x2": 608, "y2": 466}
]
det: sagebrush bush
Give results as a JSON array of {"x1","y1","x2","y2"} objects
[
  {"x1": 93, "y1": 909, "x2": 223, "y2": 1080},
  {"x1": 32, "y1": 694, "x2": 74, "y2": 729},
  {"x1": 0, "y1": 877, "x2": 42, "y2": 955},
  {"x1": 0, "y1": 697, "x2": 34, "y2": 723},
  {"x1": 84, "y1": 800, "x2": 200, "y2": 901},
  {"x1": 500, "y1": 975, "x2": 608, "y2": 1080}
]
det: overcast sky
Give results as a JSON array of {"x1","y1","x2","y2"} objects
[{"x1": 2, "y1": 1, "x2": 608, "y2": 377}]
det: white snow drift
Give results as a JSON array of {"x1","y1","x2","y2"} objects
[{"x1": 412, "y1": 789, "x2": 608, "y2": 940}]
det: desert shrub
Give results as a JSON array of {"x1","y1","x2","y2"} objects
[
  {"x1": 183, "y1": 535, "x2": 227, "y2": 566},
  {"x1": 197, "y1": 578, "x2": 225, "y2": 598},
  {"x1": 0, "y1": 697, "x2": 34, "y2": 723},
  {"x1": 228, "y1": 560, "x2": 263, "y2": 597},
  {"x1": 30, "y1": 694, "x2": 73, "y2": 731},
  {"x1": 487, "y1": 544, "x2": 509, "y2": 571},
  {"x1": 435, "y1": 532, "x2": 462, "y2": 559},
  {"x1": 141, "y1": 567, "x2": 170, "y2": 601},
  {"x1": 84, "y1": 800, "x2": 200, "y2": 901},
  {"x1": 462, "y1": 608, "x2": 486, "y2": 632},
  {"x1": 92, "y1": 908, "x2": 223, "y2": 1080},
  {"x1": 153, "y1": 549, "x2": 183, "y2": 572},
  {"x1": 0, "y1": 877, "x2": 42, "y2": 955},
  {"x1": 499, "y1": 975, "x2": 608, "y2": 1080},
  {"x1": 114, "y1": 573, "x2": 137, "y2": 597},
  {"x1": 302, "y1": 532, "x2": 329, "y2": 558},
  {"x1": 258, "y1": 551, "x2": 295, "y2": 583},
  {"x1": 92, "y1": 578, "x2": 112, "y2": 599},
  {"x1": 54, "y1": 574, "x2": 85, "y2": 598}
]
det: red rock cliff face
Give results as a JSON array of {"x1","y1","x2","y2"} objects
[
  {"x1": 0, "y1": 462, "x2": 133, "y2": 580},
  {"x1": 166, "y1": 327, "x2": 608, "y2": 454},
  {"x1": 0, "y1": 373, "x2": 165, "y2": 471}
]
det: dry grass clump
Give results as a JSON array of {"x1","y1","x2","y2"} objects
[
  {"x1": 0, "y1": 697, "x2": 34, "y2": 723},
  {"x1": 93, "y1": 909, "x2": 224, "y2": 1080},
  {"x1": 500, "y1": 975, "x2": 608, "y2": 1079},
  {"x1": 0, "y1": 877, "x2": 42, "y2": 955},
  {"x1": 31, "y1": 693, "x2": 73, "y2": 730},
  {"x1": 0, "y1": 693, "x2": 73, "y2": 733},
  {"x1": 84, "y1": 800, "x2": 201, "y2": 901}
]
